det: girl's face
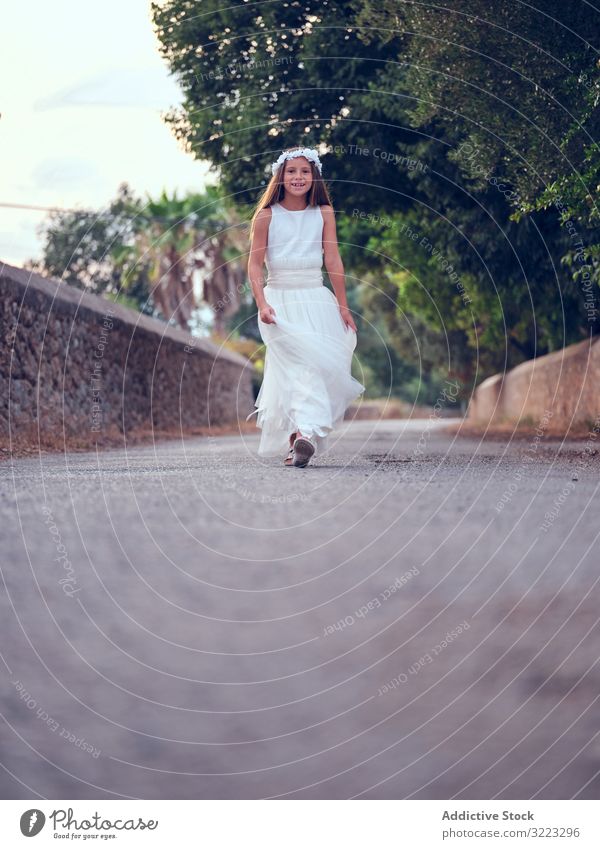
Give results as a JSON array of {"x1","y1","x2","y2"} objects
[{"x1": 282, "y1": 156, "x2": 313, "y2": 198}]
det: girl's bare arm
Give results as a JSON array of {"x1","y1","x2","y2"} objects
[
  {"x1": 322, "y1": 205, "x2": 348, "y2": 306},
  {"x1": 321, "y1": 205, "x2": 357, "y2": 330},
  {"x1": 248, "y1": 208, "x2": 271, "y2": 311}
]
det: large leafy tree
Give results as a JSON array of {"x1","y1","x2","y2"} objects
[
  {"x1": 152, "y1": 0, "x2": 599, "y2": 391},
  {"x1": 348, "y1": 0, "x2": 600, "y2": 385},
  {"x1": 353, "y1": 0, "x2": 600, "y2": 292},
  {"x1": 355, "y1": 1, "x2": 599, "y2": 199},
  {"x1": 151, "y1": 0, "x2": 408, "y2": 210},
  {"x1": 151, "y1": 0, "x2": 473, "y2": 396}
]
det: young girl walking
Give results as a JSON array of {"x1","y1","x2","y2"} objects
[{"x1": 246, "y1": 146, "x2": 365, "y2": 467}]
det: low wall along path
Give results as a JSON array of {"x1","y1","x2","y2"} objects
[
  {"x1": 468, "y1": 336, "x2": 600, "y2": 433},
  {"x1": 0, "y1": 262, "x2": 255, "y2": 450}
]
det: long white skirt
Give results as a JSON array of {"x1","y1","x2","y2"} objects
[{"x1": 248, "y1": 271, "x2": 365, "y2": 457}]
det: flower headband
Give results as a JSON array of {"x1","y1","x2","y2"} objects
[{"x1": 271, "y1": 147, "x2": 323, "y2": 176}]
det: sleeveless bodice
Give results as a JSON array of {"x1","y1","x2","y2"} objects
[{"x1": 265, "y1": 203, "x2": 324, "y2": 280}]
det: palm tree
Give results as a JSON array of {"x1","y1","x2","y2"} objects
[{"x1": 121, "y1": 185, "x2": 247, "y2": 332}]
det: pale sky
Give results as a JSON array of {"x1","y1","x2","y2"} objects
[{"x1": 1, "y1": 0, "x2": 213, "y2": 266}]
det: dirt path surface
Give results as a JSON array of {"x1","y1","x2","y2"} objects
[{"x1": 1, "y1": 419, "x2": 599, "y2": 799}]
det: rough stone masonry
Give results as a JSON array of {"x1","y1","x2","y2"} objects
[{"x1": 0, "y1": 262, "x2": 255, "y2": 443}]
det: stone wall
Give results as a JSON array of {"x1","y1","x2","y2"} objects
[
  {"x1": 1, "y1": 262, "x2": 255, "y2": 443},
  {"x1": 467, "y1": 336, "x2": 600, "y2": 431}
]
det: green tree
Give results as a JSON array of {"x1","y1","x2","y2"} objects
[
  {"x1": 118, "y1": 184, "x2": 247, "y2": 331},
  {"x1": 31, "y1": 183, "x2": 249, "y2": 333},
  {"x1": 151, "y1": 0, "x2": 403, "y2": 208},
  {"x1": 153, "y1": 0, "x2": 599, "y2": 389},
  {"x1": 354, "y1": 0, "x2": 600, "y2": 293},
  {"x1": 30, "y1": 183, "x2": 154, "y2": 313}
]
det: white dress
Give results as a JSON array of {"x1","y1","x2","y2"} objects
[{"x1": 247, "y1": 201, "x2": 365, "y2": 457}]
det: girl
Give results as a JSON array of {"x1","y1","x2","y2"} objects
[{"x1": 246, "y1": 146, "x2": 365, "y2": 467}]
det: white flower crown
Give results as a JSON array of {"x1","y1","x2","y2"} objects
[{"x1": 271, "y1": 147, "x2": 323, "y2": 176}]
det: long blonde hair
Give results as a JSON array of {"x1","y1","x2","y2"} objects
[{"x1": 249, "y1": 147, "x2": 333, "y2": 241}]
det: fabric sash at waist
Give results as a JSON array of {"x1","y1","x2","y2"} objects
[{"x1": 265, "y1": 267, "x2": 324, "y2": 289}]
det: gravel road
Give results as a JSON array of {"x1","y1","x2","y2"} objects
[{"x1": 1, "y1": 418, "x2": 599, "y2": 800}]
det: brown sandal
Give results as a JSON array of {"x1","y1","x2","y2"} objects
[{"x1": 292, "y1": 435, "x2": 315, "y2": 468}]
